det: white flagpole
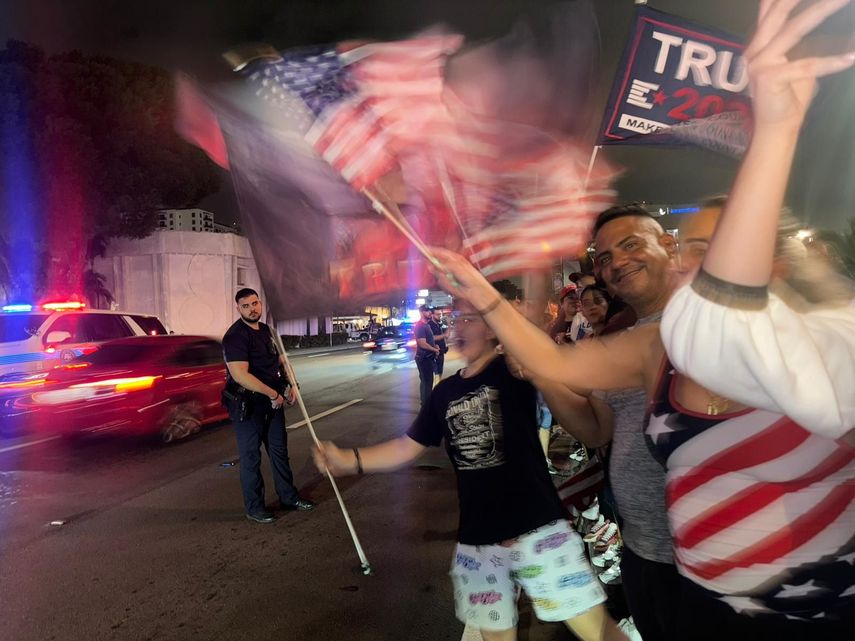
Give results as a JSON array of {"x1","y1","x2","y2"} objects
[
  {"x1": 583, "y1": 144, "x2": 602, "y2": 192},
  {"x1": 267, "y1": 321, "x2": 373, "y2": 575}
]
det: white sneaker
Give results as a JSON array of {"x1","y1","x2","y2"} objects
[
  {"x1": 582, "y1": 518, "x2": 609, "y2": 543},
  {"x1": 588, "y1": 514, "x2": 605, "y2": 532},
  {"x1": 618, "y1": 617, "x2": 643, "y2": 641},
  {"x1": 595, "y1": 522, "x2": 618, "y2": 544},
  {"x1": 598, "y1": 562, "x2": 622, "y2": 585},
  {"x1": 591, "y1": 543, "x2": 620, "y2": 568},
  {"x1": 619, "y1": 617, "x2": 642, "y2": 641},
  {"x1": 581, "y1": 501, "x2": 600, "y2": 520},
  {"x1": 569, "y1": 448, "x2": 586, "y2": 461}
]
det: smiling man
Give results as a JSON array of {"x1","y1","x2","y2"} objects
[{"x1": 592, "y1": 204, "x2": 677, "y2": 320}]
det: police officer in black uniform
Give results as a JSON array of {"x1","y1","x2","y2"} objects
[{"x1": 222, "y1": 288, "x2": 315, "y2": 523}]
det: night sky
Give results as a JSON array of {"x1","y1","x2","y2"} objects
[{"x1": 3, "y1": 0, "x2": 854, "y2": 230}]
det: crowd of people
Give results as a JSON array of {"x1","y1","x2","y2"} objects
[{"x1": 312, "y1": 4, "x2": 854, "y2": 641}]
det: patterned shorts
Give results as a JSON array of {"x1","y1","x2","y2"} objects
[{"x1": 450, "y1": 520, "x2": 605, "y2": 631}]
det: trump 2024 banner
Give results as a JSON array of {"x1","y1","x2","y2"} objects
[{"x1": 598, "y1": 5, "x2": 749, "y2": 151}]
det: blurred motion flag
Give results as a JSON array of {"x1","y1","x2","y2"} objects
[
  {"x1": 598, "y1": 5, "x2": 750, "y2": 156},
  {"x1": 305, "y1": 35, "x2": 464, "y2": 191},
  {"x1": 176, "y1": 2, "x2": 614, "y2": 317},
  {"x1": 174, "y1": 74, "x2": 230, "y2": 170},
  {"x1": 298, "y1": 4, "x2": 613, "y2": 278},
  {"x1": 456, "y1": 145, "x2": 614, "y2": 279}
]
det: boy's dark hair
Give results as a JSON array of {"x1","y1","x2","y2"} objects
[
  {"x1": 235, "y1": 288, "x2": 259, "y2": 303},
  {"x1": 593, "y1": 203, "x2": 660, "y2": 235}
]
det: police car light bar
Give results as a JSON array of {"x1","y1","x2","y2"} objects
[
  {"x1": 2, "y1": 304, "x2": 34, "y2": 313},
  {"x1": 41, "y1": 301, "x2": 86, "y2": 311}
]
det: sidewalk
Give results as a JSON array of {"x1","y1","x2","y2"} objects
[{"x1": 286, "y1": 341, "x2": 365, "y2": 357}]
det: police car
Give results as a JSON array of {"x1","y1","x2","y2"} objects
[{"x1": 0, "y1": 301, "x2": 169, "y2": 380}]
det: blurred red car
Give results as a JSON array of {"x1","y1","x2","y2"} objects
[{"x1": 0, "y1": 335, "x2": 229, "y2": 442}]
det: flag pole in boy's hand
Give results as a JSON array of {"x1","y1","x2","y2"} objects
[{"x1": 268, "y1": 326, "x2": 373, "y2": 576}]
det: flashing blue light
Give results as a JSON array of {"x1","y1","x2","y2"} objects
[
  {"x1": 2, "y1": 304, "x2": 34, "y2": 313},
  {"x1": 670, "y1": 207, "x2": 701, "y2": 214},
  {"x1": 3, "y1": 76, "x2": 38, "y2": 304}
]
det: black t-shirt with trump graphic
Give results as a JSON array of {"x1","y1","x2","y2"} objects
[{"x1": 407, "y1": 355, "x2": 565, "y2": 545}]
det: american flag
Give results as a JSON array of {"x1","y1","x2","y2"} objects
[
  {"x1": 238, "y1": 35, "x2": 614, "y2": 277},
  {"x1": 459, "y1": 147, "x2": 615, "y2": 279},
  {"x1": 306, "y1": 35, "x2": 464, "y2": 191},
  {"x1": 240, "y1": 45, "x2": 356, "y2": 135},
  {"x1": 556, "y1": 456, "x2": 604, "y2": 512}
]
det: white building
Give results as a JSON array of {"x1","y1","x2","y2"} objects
[
  {"x1": 95, "y1": 230, "x2": 329, "y2": 338},
  {"x1": 158, "y1": 208, "x2": 216, "y2": 233}
]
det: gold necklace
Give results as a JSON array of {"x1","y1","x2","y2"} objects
[{"x1": 706, "y1": 392, "x2": 731, "y2": 416}]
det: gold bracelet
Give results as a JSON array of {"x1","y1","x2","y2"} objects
[{"x1": 477, "y1": 297, "x2": 503, "y2": 316}]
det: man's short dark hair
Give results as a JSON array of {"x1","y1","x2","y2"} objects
[
  {"x1": 235, "y1": 288, "x2": 259, "y2": 303},
  {"x1": 593, "y1": 203, "x2": 659, "y2": 235}
]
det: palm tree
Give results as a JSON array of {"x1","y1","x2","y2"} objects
[
  {"x1": 820, "y1": 218, "x2": 855, "y2": 279},
  {"x1": 83, "y1": 269, "x2": 114, "y2": 310},
  {"x1": 83, "y1": 234, "x2": 114, "y2": 309},
  {"x1": 86, "y1": 234, "x2": 109, "y2": 271}
]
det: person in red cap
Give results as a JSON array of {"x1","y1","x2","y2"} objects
[{"x1": 550, "y1": 284, "x2": 590, "y2": 344}]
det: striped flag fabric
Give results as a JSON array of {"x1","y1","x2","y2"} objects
[
  {"x1": 556, "y1": 456, "x2": 605, "y2": 512},
  {"x1": 646, "y1": 367, "x2": 855, "y2": 618},
  {"x1": 306, "y1": 35, "x2": 464, "y2": 191},
  {"x1": 459, "y1": 147, "x2": 614, "y2": 279}
]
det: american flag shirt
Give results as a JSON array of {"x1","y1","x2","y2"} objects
[{"x1": 645, "y1": 360, "x2": 855, "y2": 622}]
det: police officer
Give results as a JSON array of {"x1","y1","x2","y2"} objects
[
  {"x1": 429, "y1": 308, "x2": 449, "y2": 384},
  {"x1": 413, "y1": 304, "x2": 440, "y2": 407},
  {"x1": 222, "y1": 288, "x2": 315, "y2": 523}
]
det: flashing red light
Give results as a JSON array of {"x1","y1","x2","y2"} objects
[{"x1": 42, "y1": 301, "x2": 86, "y2": 311}]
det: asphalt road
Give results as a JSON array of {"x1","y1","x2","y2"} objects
[{"x1": 0, "y1": 348, "x2": 584, "y2": 641}]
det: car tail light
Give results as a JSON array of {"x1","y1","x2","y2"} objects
[
  {"x1": 0, "y1": 374, "x2": 48, "y2": 391},
  {"x1": 32, "y1": 376, "x2": 161, "y2": 405},
  {"x1": 406, "y1": 339, "x2": 417, "y2": 347},
  {"x1": 111, "y1": 377, "x2": 160, "y2": 393},
  {"x1": 363, "y1": 341, "x2": 376, "y2": 348},
  {"x1": 59, "y1": 363, "x2": 91, "y2": 370}
]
